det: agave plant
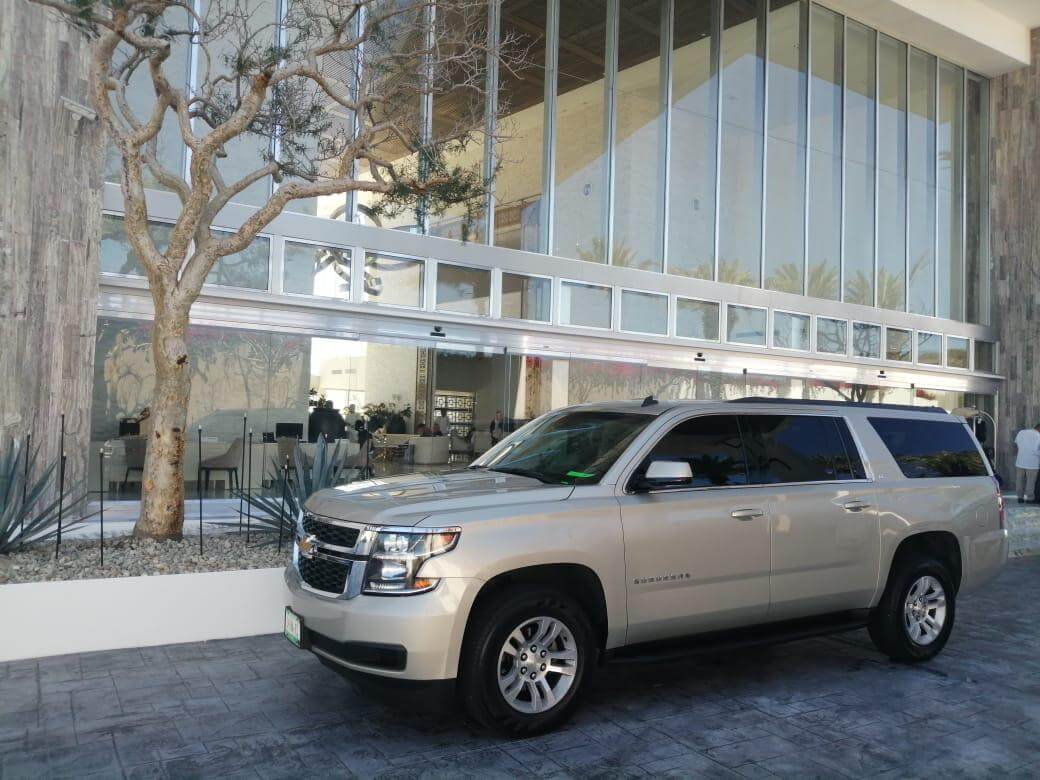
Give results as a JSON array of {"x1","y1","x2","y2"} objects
[
  {"x1": 234, "y1": 437, "x2": 353, "y2": 538},
  {"x1": 1, "y1": 440, "x2": 84, "y2": 554}
]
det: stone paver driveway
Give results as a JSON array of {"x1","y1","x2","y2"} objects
[{"x1": 2, "y1": 558, "x2": 1039, "y2": 779}]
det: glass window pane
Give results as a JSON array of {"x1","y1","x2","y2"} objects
[
  {"x1": 917, "y1": 332, "x2": 942, "y2": 365},
  {"x1": 877, "y1": 35, "x2": 907, "y2": 311},
  {"x1": 727, "y1": 305, "x2": 766, "y2": 345},
  {"x1": 965, "y1": 76, "x2": 990, "y2": 325},
  {"x1": 742, "y1": 414, "x2": 851, "y2": 483},
  {"x1": 208, "y1": 231, "x2": 270, "y2": 290},
  {"x1": 908, "y1": 48, "x2": 936, "y2": 315},
  {"x1": 869, "y1": 417, "x2": 987, "y2": 478},
  {"x1": 816, "y1": 317, "x2": 847, "y2": 354},
  {"x1": 436, "y1": 264, "x2": 491, "y2": 316},
  {"x1": 853, "y1": 322, "x2": 881, "y2": 358},
  {"x1": 772, "y1": 311, "x2": 810, "y2": 350},
  {"x1": 667, "y1": 0, "x2": 718, "y2": 280},
  {"x1": 560, "y1": 281, "x2": 612, "y2": 328},
  {"x1": 495, "y1": 0, "x2": 547, "y2": 252},
  {"x1": 763, "y1": 0, "x2": 807, "y2": 295},
  {"x1": 364, "y1": 253, "x2": 425, "y2": 307},
  {"x1": 283, "y1": 241, "x2": 350, "y2": 298},
  {"x1": 974, "y1": 340, "x2": 995, "y2": 373},
  {"x1": 612, "y1": 0, "x2": 666, "y2": 271},
  {"x1": 937, "y1": 61, "x2": 964, "y2": 320},
  {"x1": 676, "y1": 298, "x2": 720, "y2": 340},
  {"x1": 553, "y1": 0, "x2": 609, "y2": 262},
  {"x1": 644, "y1": 414, "x2": 748, "y2": 486},
  {"x1": 620, "y1": 290, "x2": 668, "y2": 335},
  {"x1": 501, "y1": 273, "x2": 551, "y2": 322},
  {"x1": 717, "y1": 0, "x2": 765, "y2": 288},
  {"x1": 947, "y1": 336, "x2": 969, "y2": 369},
  {"x1": 100, "y1": 215, "x2": 172, "y2": 277},
  {"x1": 886, "y1": 327, "x2": 912, "y2": 362},
  {"x1": 843, "y1": 21, "x2": 876, "y2": 305},
  {"x1": 806, "y1": 5, "x2": 841, "y2": 301}
]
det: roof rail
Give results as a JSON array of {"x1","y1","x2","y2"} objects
[{"x1": 729, "y1": 397, "x2": 948, "y2": 414}]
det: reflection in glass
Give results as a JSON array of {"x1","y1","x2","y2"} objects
[
  {"x1": 613, "y1": 0, "x2": 666, "y2": 271},
  {"x1": 853, "y1": 322, "x2": 881, "y2": 358},
  {"x1": 717, "y1": 0, "x2": 765, "y2": 288},
  {"x1": 806, "y1": 5, "x2": 841, "y2": 301},
  {"x1": 937, "y1": 61, "x2": 964, "y2": 320},
  {"x1": 974, "y1": 341, "x2": 995, "y2": 373},
  {"x1": 501, "y1": 273, "x2": 551, "y2": 322},
  {"x1": 667, "y1": 0, "x2": 718, "y2": 279},
  {"x1": 947, "y1": 337, "x2": 969, "y2": 369},
  {"x1": 283, "y1": 241, "x2": 350, "y2": 298},
  {"x1": 727, "y1": 305, "x2": 767, "y2": 346},
  {"x1": 364, "y1": 253, "x2": 425, "y2": 307},
  {"x1": 620, "y1": 290, "x2": 668, "y2": 335},
  {"x1": 917, "y1": 332, "x2": 942, "y2": 365},
  {"x1": 676, "y1": 298, "x2": 720, "y2": 341},
  {"x1": 763, "y1": 0, "x2": 807, "y2": 295},
  {"x1": 436, "y1": 264, "x2": 491, "y2": 316},
  {"x1": 877, "y1": 35, "x2": 907, "y2": 311},
  {"x1": 965, "y1": 75, "x2": 990, "y2": 325},
  {"x1": 101, "y1": 215, "x2": 172, "y2": 277},
  {"x1": 844, "y1": 21, "x2": 876, "y2": 305},
  {"x1": 208, "y1": 231, "x2": 271, "y2": 290},
  {"x1": 560, "y1": 281, "x2": 612, "y2": 328},
  {"x1": 495, "y1": 0, "x2": 548, "y2": 251},
  {"x1": 908, "y1": 48, "x2": 936, "y2": 315},
  {"x1": 772, "y1": 311, "x2": 810, "y2": 351},
  {"x1": 886, "y1": 327, "x2": 912, "y2": 362},
  {"x1": 816, "y1": 317, "x2": 847, "y2": 355},
  {"x1": 553, "y1": 0, "x2": 609, "y2": 263}
]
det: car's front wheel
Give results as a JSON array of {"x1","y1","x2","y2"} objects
[
  {"x1": 869, "y1": 556, "x2": 956, "y2": 662},
  {"x1": 459, "y1": 586, "x2": 593, "y2": 735}
]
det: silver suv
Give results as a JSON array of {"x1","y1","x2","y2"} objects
[{"x1": 283, "y1": 398, "x2": 1007, "y2": 734}]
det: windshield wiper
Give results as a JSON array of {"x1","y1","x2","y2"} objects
[{"x1": 485, "y1": 466, "x2": 553, "y2": 484}]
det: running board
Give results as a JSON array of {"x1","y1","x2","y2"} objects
[{"x1": 607, "y1": 609, "x2": 872, "y2": 665}]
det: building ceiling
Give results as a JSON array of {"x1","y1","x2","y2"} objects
[{"x1": 982, "y1": 0, "x2": 1040, "y2": 29}]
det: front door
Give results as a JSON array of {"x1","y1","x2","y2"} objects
[{"x1": 619, "y1": 414, "x2": 771, "y2": 644}]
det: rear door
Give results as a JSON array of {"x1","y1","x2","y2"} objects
[
  {"x1": 618, "y1": 414, "x2": 771, "y2": 643},
  {"x1": 738, "y1": 413, "x2": 880, "y2": 620}
]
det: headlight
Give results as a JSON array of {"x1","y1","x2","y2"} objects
[{"x1": 363, "y1": 527, "x2": 460, "y2": 595}]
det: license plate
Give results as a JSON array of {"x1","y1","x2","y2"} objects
[{"x1": 284, "y1": 607, "x2": 302, "y2": 647}]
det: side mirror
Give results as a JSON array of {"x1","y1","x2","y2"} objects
[{"x1": 639, "y1": 459, "x2": 693, "y2": 490}]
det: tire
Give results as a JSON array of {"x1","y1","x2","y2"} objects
[
  {"x1": 459, "y1": 586, "x2": 594, "y2": 736},
  {"x1": 869, "y1": 555, "x2": 956, "y2": 662}
]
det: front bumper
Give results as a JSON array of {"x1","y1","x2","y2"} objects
[{"x1": 284, "y1": 565, "x2": 480, "y2": 681}]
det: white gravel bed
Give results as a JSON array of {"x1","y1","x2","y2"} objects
[{"x1": 0, "y1": 532, "x2": 292, "y2": 584}]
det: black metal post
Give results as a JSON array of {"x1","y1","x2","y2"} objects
[
  {"x1": 55, "y1": 451, "x2": 66, "y2": 560},
  {"x1": 246, "y1": 429, "x2": 253, "y2": 543},
  {"x1": 99, "y1": 449, "x2": 105, "y2": 567},
  {"x1": 198, "y1": 426, "x2": 204, "y2": 556},
  {"x1": 277, "y1": 456, "x2": 288, "y2": 552},
  {"x1": 238, "y1": 414, "x2": 246, "y2": 533},
  {"x1": 20, "y1": 433, "x2": 30, "y2": 547}
]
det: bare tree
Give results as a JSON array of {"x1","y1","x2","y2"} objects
[{"x1": 30, "y1": 0, "x2": 513, "y2": 539}]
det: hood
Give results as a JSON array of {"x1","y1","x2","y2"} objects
[{"x1": 304, "y1": 469, "x2": 574, "y2": 527}]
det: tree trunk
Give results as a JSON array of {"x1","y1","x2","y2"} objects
[{"x1": 134, "y1": 308, "x2": 191, "y2": 540}]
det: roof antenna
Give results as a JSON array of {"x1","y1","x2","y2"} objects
[{"x1": 641, "y1": 395, "x2": 658, "y2": 407}]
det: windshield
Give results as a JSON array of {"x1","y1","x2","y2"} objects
[{"x1": 474, "y1": 411, "x2": 652, "y2": 485}]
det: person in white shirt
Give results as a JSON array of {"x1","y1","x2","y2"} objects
[
  {"x1": 1013, "y1": 422, "x2": 1040, "y2": 503},
  {"x1": 433, "y1": 408, "x2": 452, "y2": 438}
]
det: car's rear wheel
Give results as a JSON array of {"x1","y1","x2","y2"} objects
[
  {"x1": 459, "y1": 586, "x2": 593, "y2": 735},
  {"x1": 869, "y1": 556, "x2": 956, "y2": 662}
]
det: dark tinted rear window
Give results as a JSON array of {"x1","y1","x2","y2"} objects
[
  {"x1": 868, "y1": 417, "x2": 987, "y2": 478},
  {"x1": 740, "y1": 415, "x2": 857, "y2": 484},
  {"x1": 642, "y1": 414, "x2": 748, "y2": 487}
]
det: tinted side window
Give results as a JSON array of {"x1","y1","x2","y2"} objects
[
  {"x1": 835, "y1": 418, "x2": 867, "y2": 479},
  {"x1": 740, "y1": 415, "x2": 853, "y2": 484},
  {"x1": 868, "y1": 417, "x2": 987, "y2": 478},
  {"x1": 640, "y1": 415, "x2": 748, "y2": 487}
]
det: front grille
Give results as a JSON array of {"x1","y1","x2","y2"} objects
[
  {"x1": 298, "y1": 555, "x2": 352, "y2": 595},
  {"x1": 303, "y1": 514, "x2": 360, "y2": 549}
]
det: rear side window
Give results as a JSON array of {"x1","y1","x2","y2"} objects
[
  {"x1": 641, "y1": 414, "x2": 748, "y2": 487},
  {"x1": 868, "y1": 417, "x2": 987, "y2": 478},
  {"x1": 740, "y1": 415, "x2": 857, "y2": 484}
]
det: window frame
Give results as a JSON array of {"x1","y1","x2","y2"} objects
[
  {"x1": 851, "y1": 320, "x2": 884, "y2": 360},
  {"x1": 99, "y1": 211, "x2": 176, "y2": 281},
  {"x1": 770, "y1": 309, "x2": 812, "y2": 352},
  {"x1": 915, "y1": 329, "x2": 944, "y2": 366},
  {"x1": 432, "y1": 259, "x2": 493, "y2": 318},
  {"x1": 945, "y1": 335, "x2": 970, "y2": 370},
  {"x1": 280, "y1": 235, "x2": 353, "y2": 301},
  {"x1": 815, "y1": 315, "x2": 850, "y2": 356},
  {"x1": 884, "y1": 326, "x2": 913, "y2": 363},
  {"x1": 361, "y1": 251, "x2": 427, "y2": 310},
  {"x1": 725, "y1": 303, "x2": 769, "y2": 347},
  {"x1": 619, "y1": 288, "x2": 670, "y2": 336},
  {"x1": 674, "y1": 297, "x2": 722, "y2": 343},
  {"x1": 558, "y1": 278, "x2": 615, "y2": 331},
  {"x1": 500, "y1": 269, "x2": 554, "y2": 324}
]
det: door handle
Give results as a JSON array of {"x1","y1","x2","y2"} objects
[
  {"x1": 842, "y1": 500, "x2": 871, "y2": 512},
  {"x1": 730, "y1": 508, "x2": 765, "y2": 520}
]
